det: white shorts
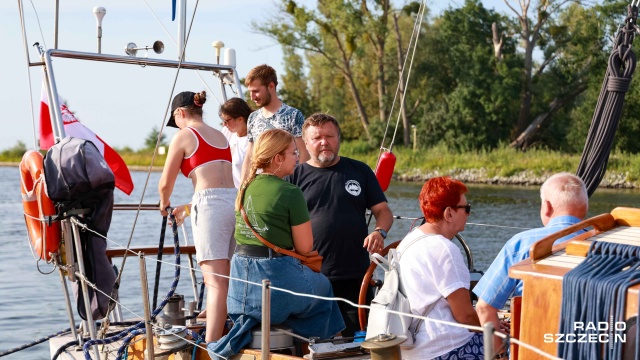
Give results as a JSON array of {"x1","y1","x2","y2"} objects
[{"x1": 190, "y1": 188, "x2": 237, "y2": 263}]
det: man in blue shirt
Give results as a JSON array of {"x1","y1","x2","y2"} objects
[{"x1": 473, "y1": 172, "x2": 588, "y2": 353}]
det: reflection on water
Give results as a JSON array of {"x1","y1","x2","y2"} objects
[{"x1": 2, "y1": 166, "x2": 640, "y2": 358}]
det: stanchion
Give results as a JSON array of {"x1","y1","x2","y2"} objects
[
  {"x1": 181, "y1": 223, "x2": 199, "y2": 301},
  {"x1": 139, "y1": 252, "x2": 155, "y2": 360},
  {"x1": 71, "y1": 220, "x2": 99, "y2": 359},
  {"x1": 261, "y1": 279, "x2": 271, "y2": 359},
  {"x1": 484, "y1": 322, "x2": 496, "y2": 360}
]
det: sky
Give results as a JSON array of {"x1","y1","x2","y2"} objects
[{"x1": 0, "y1": 0, "x2": 510, "y2": 151}]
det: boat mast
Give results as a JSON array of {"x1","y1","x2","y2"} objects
[
  {"x1": 17, "y1": 0, "x2": 38, "y2": 148},
  {"x1": 177, "y1": 0, "x2": 187, "y2": 60},
  {"x1": 54, "y1": 0, "x2": 59, "y2": 49}
]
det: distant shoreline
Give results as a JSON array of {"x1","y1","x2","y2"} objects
[
  {"x1": 1, "y1": 162, "x2": 164, "y2": 172},
  {"x1": 3, "y1": 161, "x2": 638, "y2": 189}
]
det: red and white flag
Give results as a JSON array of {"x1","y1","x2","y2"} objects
[{"x1": 39, "y1": 84, "x2": 134, "y2": 195}]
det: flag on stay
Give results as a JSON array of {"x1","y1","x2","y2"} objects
[{"x1": 39, "y1": 85, "x2": 134, "y2": 195}]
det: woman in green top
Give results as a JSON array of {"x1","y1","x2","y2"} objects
[
  {"x1": 233, "y1": 128, "x2": 313, "y2": 250},
  {"x1": 207, "y1": 129, "x2": 344, "y2": 359}
]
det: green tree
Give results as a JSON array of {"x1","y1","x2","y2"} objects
[
  {"x1": 414, "y1": 0, "x2": 521, "y2": 151},
  {"x1": 254, "y1": 0, "x2": 376, "y2": 139},
  {"x1": 144, "y1": 126, "x2": 167, "y2": 150},
  {"x1": 530, "y1": 3, "x2": 611, "y2": 149},
  {"x1": 0, "y1": 141, "x2": 28, "y2": 160},
  {"x1": 279, "y1": 46, "x2": 314, "y2": 117},
  {"x1": 501, "y1": 0, "x2": 613, "y2": 150}
]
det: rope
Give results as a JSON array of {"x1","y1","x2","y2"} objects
[
  {"x1": 575, "y1": 4, "x2": 638, "y2": 197},
  {"x1": 152, "y1": 215, "x2": 168, "y2": 311},
  {"x1": 102, "y1": 0, "x2": 201, "y2": 327},
  {"x1": 48, "y1": 323, "x2": 138, "y2": 360},
  {"x1": 27, "y1": 0, "x2": 47, "y2": 49},
  {"x1": 81, "y1": 212, "x2": 182, "y2": 360},
  {"x1": 558, "y1": 241, "x2": 640, "y2": 359},
  {"x1": 0, "y1": 328, "x2": 72, "y2": 357},
  {"x1": 377, "y1": 0, "x2": 427, "y2": 159},
  {"x1": 18, "y1": 0, "x2": 40, "y2": 150},
  {"x1": 388, "y1": 1, "x2": 426, "y2": 150},
  {"x1": 197, "y1": 281, "x2": 206, "y2": 312}
]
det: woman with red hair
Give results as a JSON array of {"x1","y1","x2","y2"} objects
[{"x1": 397, "y1": 176, "x2": 483, "y2": 359}]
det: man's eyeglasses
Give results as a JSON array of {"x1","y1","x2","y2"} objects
[{"x1": 451, "y1": 204, "x2": 471, "y2": 214}]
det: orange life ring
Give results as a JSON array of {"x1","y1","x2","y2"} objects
[{"x1": 20, "y1": 150, "x2": 61, "y2": 261}]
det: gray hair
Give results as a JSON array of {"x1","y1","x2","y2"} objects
[{"x1": 540, "y1": 172, "x2": 588, "y2": 213}]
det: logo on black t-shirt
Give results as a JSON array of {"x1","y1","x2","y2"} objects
[{"x1": 345, "y1": 180, "x2": 361, "y2": 196}]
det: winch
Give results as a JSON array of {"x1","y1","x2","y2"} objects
[{"x1": 157, "y1": 294, "x2": 186, "y2": 327}]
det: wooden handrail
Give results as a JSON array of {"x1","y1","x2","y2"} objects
[
  {"x1": 105, "y1": 245, "x2": 196, "y2": 259},
  {"x1": 529, "y1": 207, "x2": 640, "y2": 261},
  {"x1": 611, "y1": 207, "x2": 640, "y2": 226},
  {"x1": 529, "y1": 213, "x2": 615, "y2": 261}
]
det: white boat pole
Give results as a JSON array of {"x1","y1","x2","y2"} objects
[
  {"x1": 93, "y1": 7, "x2": 106, "y2": 54},
  {"x1": 54, "y1": 0, "x2": 59, "y2": 49},
  {"x1": 483, "y1": 322, "x2": 496, "y2": 359},
  {"x1": 42, "y1": 51, "x2": 66, "y2": 143},
  {"x1": 56, "y1": 256, "x2": 79, "y2": 342},
  {"x1": 233, "y1": 71, "x2": 243, "y2": 97},
  {"x1": 177, "y1": 0, "x2": 187, "y2": 60},
  {"x1": 139, "y1": 253, "x2": 155, "y2": 359},
  {"x1": 261, "y1": 279, "x2": 271, "y2": 359},
  {"x1": 212, "y1": 41, "x2": 228, "y2": 102},
  {"x1": 71, "y1": 220, "x2": 100, "y2": 360},
  {"x1": 17, "y1": 0, "x2": 31, "y2": 65}
]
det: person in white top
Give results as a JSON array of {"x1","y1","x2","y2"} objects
[
  {"x1": 397, "y1": 176, "x2": 483, "y2": 360},
  {"x1": 219, "y1": 98, "x2": 251, "y2": 188}
]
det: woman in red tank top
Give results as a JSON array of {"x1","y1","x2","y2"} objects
[{"x1": 158, "y1": 91, "x2": 237, "y2": 343}]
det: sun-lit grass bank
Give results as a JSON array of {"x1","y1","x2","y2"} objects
[{"x1": 339, "y1": 141, "x2": 640, "y2": 188}]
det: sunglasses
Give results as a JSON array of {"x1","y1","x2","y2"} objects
[{"x1": 451, "y1": 204, "x2": 471, "y2": 214}]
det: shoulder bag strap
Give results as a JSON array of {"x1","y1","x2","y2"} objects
[
  {"x1": 409, "y1": 298, "x2": 439, "y2": 340},
  {"x1": 397, "y1": 234, "x2": 430, "y2": 257},
  {"x1": 240, "y1": 207, "x2": 305, "y2": 262}
]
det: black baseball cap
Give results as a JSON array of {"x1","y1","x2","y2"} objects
[{"x1": 167, "y1": 91, "x2": 196, "y2": 128}]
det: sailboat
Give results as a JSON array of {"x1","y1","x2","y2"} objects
[
  {"x1": 9, "y1": 1, "x2": 411, "y2": 359},
  {"x1": 9, "y1": 0, "x2": 640, "y2": 359}
]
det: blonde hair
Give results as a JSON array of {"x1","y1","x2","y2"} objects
[{"x1": 235, "y1": 129, "x2": 294, "y2": 210}]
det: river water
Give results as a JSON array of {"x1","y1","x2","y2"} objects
[{"x1": 2, "y1": 166, "x2": 640, "y2": 359}]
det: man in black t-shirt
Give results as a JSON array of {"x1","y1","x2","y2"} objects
[{"x1": 287, "y1": 113, "x2": 393, "y2": 337}]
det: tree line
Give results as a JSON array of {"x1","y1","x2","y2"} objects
[{"x1": 255, "y1": 0, "x2": 640, "y2": 153}]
